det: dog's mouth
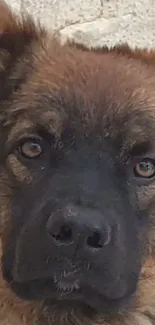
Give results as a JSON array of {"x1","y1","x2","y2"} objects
[
  {"x1": 10, "y1": 272, "x2": 82, "y2": 301},
  {"x1": 9, "y1": 273, "x2": 135, "y2": 315},
  {"x1": 4, "y1": 255, "x2": 137, "y2": 314}
]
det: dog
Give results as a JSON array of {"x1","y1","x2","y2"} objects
[{"x1": 0, "y1": 1, "x2": 155, "y2": 324}]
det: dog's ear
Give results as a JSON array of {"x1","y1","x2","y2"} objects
[
  {"x1": 0, "y1": 1, "x2": 45, "y2": 58},
  {"x1": 0, "y1": 1, "x2": 46, "y2": 100}
]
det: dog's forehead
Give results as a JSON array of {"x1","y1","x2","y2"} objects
[{"x1": 7, "y1": 44, "x2": 155, "y2": 148}]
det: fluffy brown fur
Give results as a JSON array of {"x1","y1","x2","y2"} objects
[{"x1": 0, "y1": 1, "x2": 155, "y2": 325}]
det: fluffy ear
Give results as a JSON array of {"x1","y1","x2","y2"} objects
[
  {"x1": 0, "y1": 0, "x2": 45, "y2": 56},
  {"x1": 0, "y1": 1, "x2": 46, "y2": 100}
]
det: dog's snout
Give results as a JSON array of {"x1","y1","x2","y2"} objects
[{"x1": 46, "y1": 205, "x2": 111, "y2": 252}]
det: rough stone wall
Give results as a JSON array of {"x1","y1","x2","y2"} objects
[{"x1": 5, "y1": 0, "x2": 155, "y2": 49}]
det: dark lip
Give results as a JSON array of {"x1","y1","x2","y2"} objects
[
  {"x1": 10, "y1": 277, "x2": 83, "y2": 305},
  {"x1": 10, "y1": 276, "x2": 134, "y2": 315}
]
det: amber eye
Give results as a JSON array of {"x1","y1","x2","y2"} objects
[
  {"x1": 134, "y1": 158, "x2": 155, "y2": 179},
  {"x1": 18, "y1": 140, "x2": 43, "y2": 158}
]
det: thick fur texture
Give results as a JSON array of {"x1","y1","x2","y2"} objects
[{"x1": 1, "y1": 1, "x2": 155, "y2": 325}]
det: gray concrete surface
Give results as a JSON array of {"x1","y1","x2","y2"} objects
[{"x1": 5, "y1": 0, "x2": 155, "y2": 49}]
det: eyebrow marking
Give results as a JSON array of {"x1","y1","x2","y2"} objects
[{"x1": 7, "y1": 119, "x2": 34, "y2": 145}]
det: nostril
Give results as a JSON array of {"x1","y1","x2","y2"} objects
[
  {"x1": 86, "y1": 227, "x2": 111, "y2": 249},
  {"x1": 51, "y1": 224, "x2": 72, "y2": 243},
  {"x1": 87, "y1": 231, "x2": 103, "y2": 249}
]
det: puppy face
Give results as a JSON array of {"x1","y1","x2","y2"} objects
[{"x1": 0, "y1": 2, "x2": 155, "y2": 320}]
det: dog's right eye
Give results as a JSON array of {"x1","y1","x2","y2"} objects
[{"x1": 18, "y1": 139, "x2": 43, "y2": 159}]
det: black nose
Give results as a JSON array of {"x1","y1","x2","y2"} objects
[{"x1": 46, "y1": 204, "x2": 111, "y2": 251}]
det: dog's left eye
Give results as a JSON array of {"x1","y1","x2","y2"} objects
[
  {"x1": 18, "y1": 139, "x2": 43, "y2": 159},
  {"x1": 134, "y1": 158, "x2": 155, "y2": 179}
]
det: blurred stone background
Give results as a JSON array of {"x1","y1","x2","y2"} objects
[{"x1": 5, "y1": 0, "x2": 155, "y2": 49}]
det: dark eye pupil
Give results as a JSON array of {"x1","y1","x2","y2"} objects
[
  {"x1": 20, "y1": 141, "x2": 42, "y2": 158},
  {"x1": 139, "y1": 161, "x2": 153, "y2": 171}
]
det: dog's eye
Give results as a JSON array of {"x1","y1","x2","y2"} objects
[
  {"x1": 18, "y1": 139, "x2": 43, "y2": 159},
  {"x1": 134, "y1": 158, "x2": 155, "y2": 178}
]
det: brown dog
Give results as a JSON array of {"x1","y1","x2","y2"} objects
[{"x1": 0, "y1": 2, "x2": 155, "y2": 325}]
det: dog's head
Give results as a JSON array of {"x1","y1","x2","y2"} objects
[{"x1": 0, "y1": 2, "x2": 155, "y2": 321}]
